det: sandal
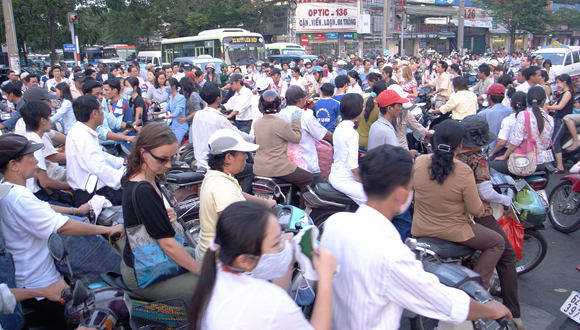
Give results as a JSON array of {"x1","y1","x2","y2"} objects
[
  {"x1": 555, "y1": 167, "x2": 565, "y2": 174},
  {"x1": 566, "y1": 141, "x2": 580, "y2": 152}
]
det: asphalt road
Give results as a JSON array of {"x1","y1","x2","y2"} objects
[{"x1": 399, "y1": 168, "x2": 580, "y2": 330}]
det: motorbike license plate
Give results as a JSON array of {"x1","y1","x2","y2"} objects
[
  {"x1": 560, "y1": 291, "x2": 580, "y2": 323},
  {"x1": 545, "y1": 150, "x2": 555, "y2": 163}
]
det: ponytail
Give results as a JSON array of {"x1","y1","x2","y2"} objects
[
  {"x1": 527, "y1": 85, "x2": 546, "y2": 134},
  {"x1": 364, "y1": 80, "x2": 387, "y2": 121},
  {"x1": 189, "y1": 247, "x2": 218, "y2": 330}
]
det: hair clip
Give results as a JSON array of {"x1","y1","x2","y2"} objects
[
  {"x1": 531, "y1": 99, "x2": 538, "y2": 104},
  {"x1": 437, "y1": 144, "x2": 452, "y2": 153},
  {"x1": 370, "y1": 92, "x2": 377, "y2": 98}
]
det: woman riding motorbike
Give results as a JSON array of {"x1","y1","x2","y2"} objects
[{"x1": 411, "y1": 120, "x2": 505, "y2": 291}]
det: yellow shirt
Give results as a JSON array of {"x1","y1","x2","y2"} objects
[
  {"x1": 428, "y1": 73, "x2": 452, "y2": 97},
  {"x1": 438, "y1": 90, "x2": 478, "y2": 120},
  {"x1": 196, "y1": 170, "x2": 245, "y2": 262}
]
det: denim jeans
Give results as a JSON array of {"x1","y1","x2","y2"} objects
[
  {"x1": 55, "y1": 217, "x2": 122, "y2": 286},
  {"x1": 0, "y1": 225, "x2": 26, "y2": 330},
  {"x1": 392, "y1": 209, "x2": 413, "y2": 242}
]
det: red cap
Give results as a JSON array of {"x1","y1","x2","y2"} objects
[
  {"x1": 484, "y1": 83, "x2": 506, "y2": 97},
  {"x1": 375, "y1": 90, "x2": 409, "y2": 107}
]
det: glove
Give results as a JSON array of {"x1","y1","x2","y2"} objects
[{"x1": 292, "y1": 110, "x2": 302, "y2": 122}]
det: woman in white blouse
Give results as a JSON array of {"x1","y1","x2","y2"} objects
[
  {"x1": 346, "y1": 70, "x2": 364, "y2": 97},
  {"x1": 189, "y1": 201, "x2": 337, "y2": 330},
  {"x1": 328, "y1": 93, "x2": 367, "y2": 205}
]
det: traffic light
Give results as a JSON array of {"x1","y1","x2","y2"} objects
[{"x1": 67, "y1": 13, "x2": 78, "y2": 25}]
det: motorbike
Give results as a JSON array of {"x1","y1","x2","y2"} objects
[
  {"x1": 252, "y1": 176, "x2": 301, "y2": 206},
  {"x1": 557, "y1": 124, "x2": 580, "y2": 165},
  {"x1": 407, "y1": 263, "x2": 509, "y2": 330},
  {"x1": 558, "y1": 266, "x2": 580, "y2": 330},
  {"x1": 548, "y1": 170, "x2": 580, "y2": 233}
]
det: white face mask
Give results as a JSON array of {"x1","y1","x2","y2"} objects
[
  {"x1": 398, "y1": 189, "x2": 413, "y2": 215},
  {"x1": 250, "y1": 240, "x2": 293, "y2": 280}
]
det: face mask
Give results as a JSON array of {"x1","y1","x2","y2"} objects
[
  {"x1": 124, "y1": 87, "x2": 133, "y2": 96},
  {"x1": 250, "y1": 240, "x2": 293, "y2": 280},
  {"x1": 398, "y1": 189, "x2": 413, "y2": 215},
  {"x1": 338, "y1": 65, "x2": 344, "y2": 70},
  {"x1": 207, "y1": 68, "x2": 214, "y2": 72},
  {"x1": 323, "y1": 68, "x2": 328, "y2": 76},
  {"x1": 164, "y1": 86, "x2": 172, "y2": 94},
  {"x1": 306, "y1": 68, "x2": 312, "y2": 73}
]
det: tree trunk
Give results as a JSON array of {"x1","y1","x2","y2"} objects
[
  {"x1": 17, "y1": 34, "x2": 27, "y2": 64},
  {"x1": 510, "y1": 30, "x2": 516, "y2": 54}
]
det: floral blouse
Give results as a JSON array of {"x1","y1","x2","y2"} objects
[
  {"x1": 509, "y1": 108, "x2": 554, "y2": 164},
  {"x1": 456, "y1": 150, "x2": 493, "y2": 217},
  {"x1": 401, "y1": 79, "x2": 417, "y2": 100}
]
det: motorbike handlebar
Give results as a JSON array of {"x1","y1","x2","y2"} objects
[{"x1": 496, "y1": 317, "x2": 509, "y2": 328}]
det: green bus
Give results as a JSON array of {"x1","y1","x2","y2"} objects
[{"x1": 161, "y1": 28, "x2": 266, "y2": 65}]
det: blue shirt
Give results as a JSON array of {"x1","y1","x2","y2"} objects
[
  {"x1": 315, "y1": 98, "x2": 341, "y2": 133},
  {"x1": 2, "y1": 99, "x2": 24, "y2": 130},
  {"x1": 478, "y1": 103, "x2": 513, "y2": 151},
  {"x1": 110, "y1": 98, "x2": 134, "y2": 133},
  {"x1": 332, "y1": 94, "x2": 345, "y2": 103},
  {"x1": 166, "y1": 93, "x2": 188, "y2": 140}
]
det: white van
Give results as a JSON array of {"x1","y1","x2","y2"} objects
[
  {"x1": 532, "y1": 42, "x2": 580, "y2": 81},
  {"x1": 266, "y1": 43, "x2": 306, "y2": 55},
  {"x1": 137, "y1": 51, "x2": 162, "y2": 67}
]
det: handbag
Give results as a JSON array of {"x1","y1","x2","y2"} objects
[
  {"x1": 126, "y1": 182, "x2": 188, "y2": 288},
  {"x1": 508, "y1": 111, "x2": 537, "y2": 176}
]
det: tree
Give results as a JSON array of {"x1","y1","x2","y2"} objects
[
  {"x1": 472, "y1": 0, "x2": 552, "y2": 52},
  {"x1": 551, "y1": 7, "x2": 580, "y2": 33}
]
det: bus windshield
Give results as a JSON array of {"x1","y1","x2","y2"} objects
[{"x1": 223, "y1": 37, "x2": 265, "y2": 65}]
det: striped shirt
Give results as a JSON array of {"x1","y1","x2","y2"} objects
[{"x1": 321, "y1": 205, "x2": 471, "y2": 330}]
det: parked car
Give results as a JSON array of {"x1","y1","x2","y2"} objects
[
  {"x1": 172, "y1": 55, "x2": 225, "y2": 73},
  {"x1": 266, "y1": 54, "x2": 318, "y2": 64}
]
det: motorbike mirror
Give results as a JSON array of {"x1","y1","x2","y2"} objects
[
  {"x1": 48, "y1": 233, "x2": 68, "y2": 261},
  {"x1": 72, "y1": 280, "x2": 90, "y2": 308},
  {"x1": 120, "y1": 144, "x2": 131, "y2": 155},
  {"x1": 515, "y1": 180, "x2": 527, "y2": 192},
  {"x1": 85, "y1": 174, "x2": 99, "y2": 195},
  {"x1": 0, "y1": 184, "x2": 13, "y2": 201},
  {"x1": 412, "y1": 129, "x2": 422, "y2": 141}
]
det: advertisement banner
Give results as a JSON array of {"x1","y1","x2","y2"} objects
[
  {"x1": 296, "y1": 3, "x2": 358, "y2": 32},
  {"x1": 268, "y1": 6, "x2": 289, "y2": 35},
  {"x1": 326, "y1": 33, "x2": 339, "y2": 39}
]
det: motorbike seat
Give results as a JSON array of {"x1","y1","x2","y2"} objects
[
  {"x1": 254, "y1": 176, "x2": 292, "y2": 186},
  {"x1": 314, "y1": 183, "x2": 358, "y2": 207},
  {"x1": 416, "y1": 237, "x2": 475, "y2": 259},
  {"x1": 166, "y1": 171, "x2": 205, "y2": 185},
  {"x1": 100, "y1": 272, "x2": 150, "y2": 301}
]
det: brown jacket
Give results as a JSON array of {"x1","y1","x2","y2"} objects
[
  {"x1": 411, "y1": 154, "x2": 485, "y2": 242},
  {"x1": 253, "y1": 114, "x2": 302, "y2": 177}
]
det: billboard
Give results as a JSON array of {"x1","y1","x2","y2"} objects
[{"x1": 295, "y1": 3, "x2": 359, "y2": 32}]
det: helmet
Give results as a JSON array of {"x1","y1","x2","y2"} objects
[
  {"x1": 258, "y1": 90, "x2": 281, "y2": 114},
  {"x1": 312, "y1": 66, "x2": 323, "y2": 74}
]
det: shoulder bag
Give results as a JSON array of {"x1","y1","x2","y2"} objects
[
  {"x1": 508, "y1": 111, "x2": 537, "y2": 176},
  {"x1": 126, "y1": 182, "x2": 188, "y2": 288}
]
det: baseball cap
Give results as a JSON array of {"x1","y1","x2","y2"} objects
[
  {"x1": 484, "y1": 83, "x2": 506, "y2": 97},
  {"x1": 0, "y1": 184, "x2": 12, "y2": 201},
  {"x1": 0, "y1": 134, "x2": 44, "y2": 169},
  {"x1": 303, "y1": 59, "x2": 311, "y2": 64},
  {"x1": 285, "y1": 85, "x2": 308, "y2": 103},
  {"x1": 487, "y1": 59, "x2": 499, "y2": 67},
  {"x1": 182, "y1": 63, "x2": 192, "y2": 71},
  {"x1": 145, "y1": 63, "x2": 155, "y2": 70},
  {"x1": 226, "y1": 73, "x2": 244, "y2": 84},
  {"x1": 208, "y1": 129, "x2": 259, "y2": 155},
  {"x1": 22, "y1": 87, "x2": 57, "y2": 102},
  {"x1": 350, "y1": 55, "x2": 355, "y2": 59},
  {"x1": 386, "y1": 85, "x2": 414, "y2": 108},
  {"x1": 220, "y1": 62, "x2": 229, "y2": 68},
  {"x1": 73, "y1": 72, "x2": 86, "y2": 82},
  {"x1": 376, "y1": 90, "x2": 410, "y2": 108},
  {"x1": 255, "y1": 77, "x2": 273, "y2": 92},
  {"x1": 337, "y1": 60, "x2": 347, "y2": 66}
]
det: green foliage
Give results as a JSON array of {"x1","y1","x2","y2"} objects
[{"x1": 552, "y1": 7, "x2": 580, "y2": 31}]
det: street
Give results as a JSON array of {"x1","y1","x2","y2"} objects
[{"x1": 400, "y1": 167, "x2": 580, "y2": 330}]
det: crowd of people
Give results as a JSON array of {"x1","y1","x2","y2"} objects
[{"x1": 0, "y1": 47, "x2": 571, "y2": 329}]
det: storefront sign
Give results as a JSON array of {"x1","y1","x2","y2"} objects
[
  {"x1": 313, "y1": 33, "x2": 327, "y2": 41},
  {"x1": 344, "y1": 32, "x2": 356, "y2": 39},
  {"x1": 326, "y1": 33, "x2": 339, "y2": 39},
  {"x1": 407, "y1": 0, "x2": 435, "y2": 4},
  {"x1": 267, "y1": 6, "x2": 288, "y2": 35},
  {"x1": 451, "y1": 19, "x2": 492, "y2": 28},
  {"x1": 295, "y1": 3, "x2": 358, "y2": 32}
]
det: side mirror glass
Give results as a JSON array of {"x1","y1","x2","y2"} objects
[
  {"x1": 85, "y1": 174, "x2": 99, "y2": 195},
  {"x1": 48, "y1": 234, "x2": 68, "y2": 261},
  {"x1": 412, "y1": 129, "x2": 422, "y2": 141},
  {"x1": 72, "y1": 280, "x2": 90, "y2": 308}
]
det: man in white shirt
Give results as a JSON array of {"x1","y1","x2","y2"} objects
[
  {"x1": 269, "y1": 68, "x2": 288, "y2": 102},
  {"x1": 66, "y1": 95, "x2": 125, "y2": 207},
  {"x1": 471, "y1": 64, "x2": 494, "y2": 102},
  {"x1": 193, "y1": 82, "x2": 255, "y2": 193},
  {"x1": 321, "y1": 144, "x2": 512, "y2": 330},
  {"x1": 0, "y1": 134, "x2": 123, "y2": 328},
  {"x1": 224, "y1": 74, "x2": 254, "y2": 134},
  {"x1": 516, "y1": 66, "x2": 541, "y2": 94},
  {"x1": 277, "y1": 86, "x2": 332, "y2": 184}
]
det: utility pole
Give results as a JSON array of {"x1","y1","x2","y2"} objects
[
  {"x1": 358, "y1": 0, "x2": 364, "y2": 58},
  {"x1": 400, "y1": 13, "x2": 405, "y2": 57},
  {"x1": 67, "y1": 13, "x2": 79, "y2": 67},
  {"x1": 383, "y1": 0, "x2": 389, "y2": 56},
  {"x1": 2, "y1": 0, "x2": 20, "y2": 73},
  {"x1": 458, "y1": 0, "x2": 465, "y2": 56}
]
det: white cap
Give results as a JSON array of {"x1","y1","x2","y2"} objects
[
  {"x1": 208, "y1": 129, "x2": 259, "y2": 155},
  {"x1": 337, "y1": 60, "x2": 347, "y2": 65},
  {"x1": 387, "y1": 85, "x2": 414, "y2": 108},
  {"x1": 0, "y1": 184, "x2": 12, "y2": 200},
  {"x1": 303, "y1": 59, "x2": 311, "y2": 64},
  {"x1": 487, "y1": 59, "x2": 499, "y2": 67},
  {"x1": 255, "y1": 77, "x2": 273, "y2": 92}
]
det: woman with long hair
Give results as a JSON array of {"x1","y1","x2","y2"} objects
[
  {"x1": 188, "y1": 201, "x2": 337, "y2": 330},
  {"x1": 423, "y1": 60, "x2": 437, "y2": 86},
  {"x1": 491, "y1": 86, "x2": 554, "y2": 173},
  {"x1": 162, "y1": 78, "x2": 189, "y2": 144},
  {"x1": 124, "y1": 77, "x2": 146, "y2": 128},
  {"x1": 179, "y1": 76, "x2": 205, "y2": 138},
  {"x1": 357, "y1": 80, "x2": 388, "y2": 149},
  {"x1": 144, "y1": 71, "x2": 168, "y2": 106},
  {"x1": 412, "y1": 120, "x2": 504, "y2": 290},
  {"x1": 120, "y1": 122, "x2": 200, "y2": 302},
  {"x1": 497, "y1": 74, "x2": 516, "y2": 108},
  {"x1": 400, "y1": 66, "x2": 418, "y2": 100},
  {"x1": 488, "y1": 92, "x2": 528, "y2": 160},
  {"x1": 346, "y1": 70, "x2": 363, "y2": 97},
  {"x1": 51, "y1": 82, "x2": 76, "y2": 134},
  {"x1": 546, "y1": 74, "x2": 578, "y2": 172}
]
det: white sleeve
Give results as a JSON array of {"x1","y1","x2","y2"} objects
[
  {"x1": 477, "y1": 181, "x2": 512, "y2": 206},
  {"x1": 346, "y1": 130, "x2": 360, "y2": 170},
  {"x1": 270, "y1": 291, "x2": 315, "y2": 330},
  {"x1": 497, "y1": 116, "x2": 512, "y2": 141},
  {"x1": 234, "y1": 91, "x2": 253, "y2": 114},
  {"x1": 71, "y1": 137, "x2": 124, "y2": 189},
  {"x1": 303, "y1": 112, "x2": 327, "y2": 141},
  {"x1": 13, "y1": 192, "x2": 69, "y2": 240},
  {"x1": 0, "y1": 284, "x2": 16, "y2": 314}
]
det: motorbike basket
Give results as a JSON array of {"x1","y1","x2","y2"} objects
[{"x1": 130, "y1": 298, "x2": 189, "y2": 330}]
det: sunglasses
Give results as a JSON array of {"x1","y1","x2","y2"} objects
[{"x1": 146, "y1": 150, "x2": 175, "y2": 164}]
